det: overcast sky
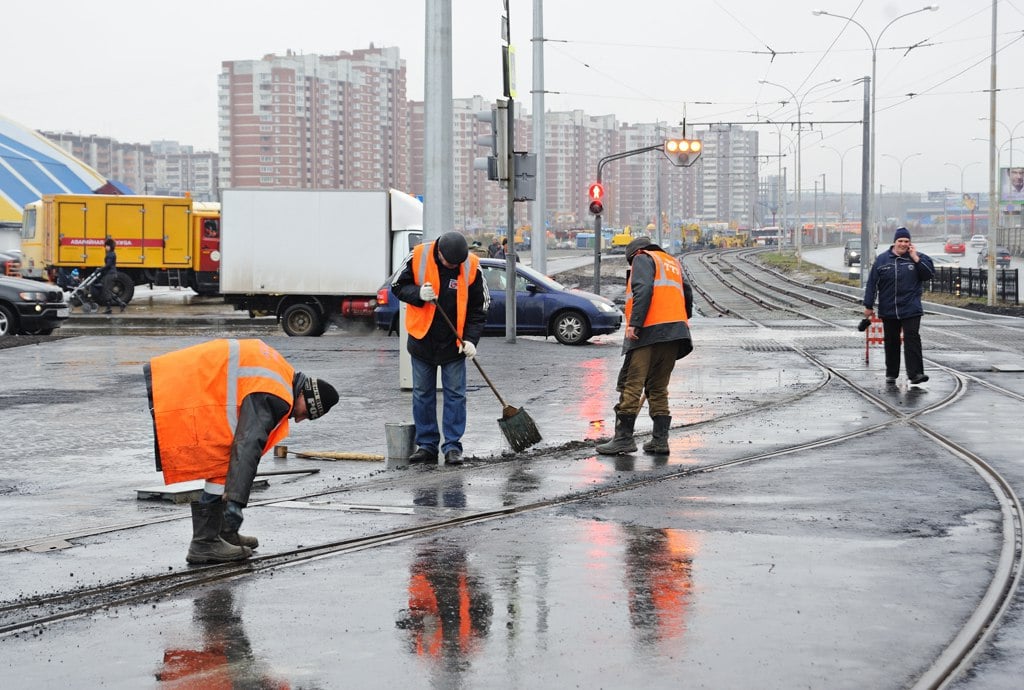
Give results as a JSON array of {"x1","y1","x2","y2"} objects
[{"x1": 4, "y1": 0, "x2": 1023, "y2": 195}]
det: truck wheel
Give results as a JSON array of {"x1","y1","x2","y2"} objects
[
  {"x1": 552, "y1": 310, "x2": 591, "y2": 345},
  {"x1": 282, "y1": 303, "x2": 323, "y2": 337},
  {"x1": 105, "y1": 271, "x2": 135, "y2": 304}
]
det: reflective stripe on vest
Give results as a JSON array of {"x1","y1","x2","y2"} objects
[
  {"x1": 150, "y1": 339, "x2": 294, "y2": 485},
  {"x1": 625, "y1": 251, "x2": 688, "y2": 327},
  {"x1": 406, "y1": 242, "x2": 480, "y2": 339}
]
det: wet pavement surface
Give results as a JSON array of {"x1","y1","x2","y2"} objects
[{"x1": 1, "y1": 268, "x2": 1023, "y2": 688}]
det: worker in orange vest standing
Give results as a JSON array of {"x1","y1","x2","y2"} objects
[
  {"x1": 597, "y1": 236, "x2": 693, "y2": 456},
  {"x1": 144, "y1": 339, "x2": 339, "y2": 564},
  {"x1": 392, "y1": 232, "x2": 487, "y2": 466}
]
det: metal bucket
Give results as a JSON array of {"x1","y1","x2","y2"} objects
[{"x1": 384, "y1": 422, "x2": 416, "y2": 469}]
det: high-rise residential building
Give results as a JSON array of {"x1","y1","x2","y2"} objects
[
  {"x1": 42, "y1": 132, "x2": 152, "y2": 195},
  {"x1": 696, "y1": 124, "x2": 759, "y2": 228},
  {"x1": 41, "y1": 132, "x2": 218, "y2": 201},
  {"x1": 218, "y1": 46, "x2": 408, "y2": 192},
  {"x1": 150, "y1": 141, "x2": 219, "y2": 201}
]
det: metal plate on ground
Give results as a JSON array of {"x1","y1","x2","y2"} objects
[
  {"x1": 271, "y1": 500, "x2": 415, "y2": 515},
  {"x1": 991, "y1": 362, "x2": 1024, "y2": 372},
  {"x1": 25, "y1": 539, "x2": 74, "y2": 552},
  {"x1": 135, "y1": 479, "x2": 269, "y2": 502}
]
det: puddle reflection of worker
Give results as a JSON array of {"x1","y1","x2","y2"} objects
[
  {"x1": 156, "y1": 587, "x2": 289, "y2": 688},
  {"x1": 412, "y1": 478, "x2": 467, "y2": 509},
  {"x1": 623, "y1": 526, "x2": 694, "y2": 646},
  {"x1": 500, "y1": 461, "x2": 541, "y2": 506},
  {"x1": 396, "y1": 541, "x2": 493, "y2": 671}
]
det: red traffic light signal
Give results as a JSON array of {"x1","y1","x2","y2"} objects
[
  {"x1": 588, "y1": 182, "x2": 605, "y2": 215},
  {"x1": 664, "y1": 138, "x2": 703, "y2": 167}
]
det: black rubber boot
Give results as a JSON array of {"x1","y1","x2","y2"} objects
[
  {"x1": 596, "y1": 414, "x2": 637, "y2": 455},
  {"x1": 217, "y1": 500, "x2": 259, "y2": 550},
  {"x1": 643, "y1": 416, "x2": 672, "y2": 454},
  {"x1": 186, "y1": 502, "x2": 252, "y2": 564}
]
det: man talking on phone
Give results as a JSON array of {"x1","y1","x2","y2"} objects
[{"x1": 862, "y1": 227, "x2": 935, "y2": 386}]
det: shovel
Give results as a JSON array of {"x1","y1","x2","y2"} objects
[{"x1": 431, "y1": 300, "x2": 542, "y2": 452}]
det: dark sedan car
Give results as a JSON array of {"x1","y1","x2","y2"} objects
[
  {"x1": 977, "y1": 246, "x2": 1012, "y2": 268},
  {"x1": 0, "y1": 274, "x2": 70, "y2": 337},
  {"x1": 843, "y1": 239, "x2": 861, "y2": 266},
  {"x1": 375, "y1": 258, "x2": 622, "y2": 345}
]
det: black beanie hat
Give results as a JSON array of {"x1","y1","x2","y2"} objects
[
  {"x1": 438, "y1": 232, "x2": 469, "y2": 264},
  {"x1": 893, "y1": 227, "x2": 911, "y2": 242},
  {"x1": 301, "y1": 377, "x2": 338, "y2": 420},
  {"x1": 626, "y1": 236, "x2": 653, "y2": 264}
]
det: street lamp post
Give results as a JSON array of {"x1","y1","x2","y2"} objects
[
  {"x1": 813, "y1": 5, "x2": 939, "y2": 250},
  {"x1": 944, "y1": 161, "x2": 981, "y2": 236},
  {"x1": 759, "y1": 78, "x2": 840, "y2": 258},
  {"x1": 821, "y1": 144, "x2": 862, "y2": 235},
  {"x1": 881, "y1": 152, "x2": 922, "y2": 223},
  {"x1": 980, "y1": 117, "x2": 1024, "y2": 167}
]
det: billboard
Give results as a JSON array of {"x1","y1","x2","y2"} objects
[{"x1": 999, "y1": 166, "x2": 1024, "y2": 202}]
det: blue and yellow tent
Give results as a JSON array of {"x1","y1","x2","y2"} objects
[{"x1": 0, "y1": 115, "x2": 111, "y2": 223}]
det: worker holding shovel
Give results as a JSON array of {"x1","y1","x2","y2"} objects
[
  {"x1": 597, "y1": 237, "x2": 693, "y2": 456},
  {"x1": 393, "y1": 232, "x2": 487, "y2": 466},
  {"x1": 144, "y1": 339, "x2": 339, "y2": 564}
]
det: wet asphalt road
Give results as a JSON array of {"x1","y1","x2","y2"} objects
[{"x1": 1, "y1": 252, "x2": 1023, "y2": 688}]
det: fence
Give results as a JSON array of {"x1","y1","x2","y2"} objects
[{"x1": 927, "y1": 267, "x2": 1019, "y2": 303}]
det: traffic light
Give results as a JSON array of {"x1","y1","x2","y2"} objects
[
  {"x1": 663, "y1": 138, "x2": 703, "y2": 167},
  {"x1": 473, "y1": 100, "x2": 509, "y2": 181},
  {"x1": 588, "y1": 182, "x2": 605, "y2": 215}
]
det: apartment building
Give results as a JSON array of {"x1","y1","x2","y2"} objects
[
  {"x1": 696, "y1": 124, "x2": 759, "y2": 227},
  {"x1": 41, "y1": 133, "x2": 218, "y2": 201},
  {"x1": 218, "y1": 46, "x2": 408, "y2": 192}
]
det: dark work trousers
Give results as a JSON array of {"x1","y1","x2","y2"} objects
[
  {"x1": 882, "y1": 315, "x2": 924, "y2": 380},
  {"x1": 613, "y1": 341, "x2": 679, "y2": 418}
]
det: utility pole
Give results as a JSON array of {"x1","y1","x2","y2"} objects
[{"x1": 530, "y1": 0, "x2": 547, "y2": 275}]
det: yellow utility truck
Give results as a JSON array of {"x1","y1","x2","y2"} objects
[{"x1": 21, "y1": 194, "x2": 221, "y2": 304}]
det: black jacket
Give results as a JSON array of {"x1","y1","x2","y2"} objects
[
  {"x1": 392, "y1": 243, "x2": 488, "y2": 365},
  {"x1": 863, "y1": 247, "x2": 934, "y2": 319}
]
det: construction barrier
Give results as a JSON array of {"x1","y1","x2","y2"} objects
[{"x1": 864, "y1": 315, "x2": 902, "y2": 364}]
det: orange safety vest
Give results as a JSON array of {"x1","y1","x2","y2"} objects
[
  {"x1": 625, "y1": 250, "x2": 689, "y2": 327},
  {"x1": 405, "y1": 241, "x2": 481, "y2": 339},
  {"x1": 150, "y1": 339, "x2": 294, "y2": 485}
]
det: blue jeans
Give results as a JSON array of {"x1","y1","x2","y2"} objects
[{"x1": 411, "y1": 355, "x2": 467, "y2": 454}]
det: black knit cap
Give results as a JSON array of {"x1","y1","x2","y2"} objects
[
  {"x1": 438, "y1": 231, "x2": 469, "y2": 264},
  {"x1": 301, "y1": 377, "x2": 339, "y2": 420},
  {"x1": 626, "y1": 236, "x2": 653, "y2": 264}
]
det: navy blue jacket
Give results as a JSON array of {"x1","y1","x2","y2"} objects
[{"x1": 862, "y1": 246, "x2": 935, "y2": 319}]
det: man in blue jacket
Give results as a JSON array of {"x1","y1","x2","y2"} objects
[{"x1": 863, "y1": 227, "x2": 935, "y2": 385}]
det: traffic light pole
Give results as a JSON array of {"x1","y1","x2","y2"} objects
[{"x1": 592, "y1": 144, "x2": 665, "y2": 295}]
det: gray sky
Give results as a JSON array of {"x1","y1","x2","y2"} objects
[{"x1": 3, "y1": 0, "x2": 1022, "y2": 195}]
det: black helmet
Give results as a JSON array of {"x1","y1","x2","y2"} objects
[{"x1": 437, "y1": 232, "x2": 469, "y2": 265}]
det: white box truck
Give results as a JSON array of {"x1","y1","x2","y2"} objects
[{"x1": 220, "y1": 188, "x2": 423, "y2": 336}]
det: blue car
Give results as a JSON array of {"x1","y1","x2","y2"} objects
[{"x1": 375, "y1": 258, "x2": 622, "y2": 345}]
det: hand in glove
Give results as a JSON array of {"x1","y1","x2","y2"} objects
[
  {"x1": 459, "y1": 341, "x2": 477, "y2": 359},
  {"x1": 418, "y1": 282, "x2": 436, "y2": 302}
]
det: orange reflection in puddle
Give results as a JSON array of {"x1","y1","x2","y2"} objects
[{"x1": 578, "y1": 358, "x2": 610, "y2": 440}]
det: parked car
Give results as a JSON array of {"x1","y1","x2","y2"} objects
[
  {"x1": 969, "y1": 234, "x2": 988, "y2": 247},
  {"x1": 843, "y1": 239, "x2": 862, "y2": 266},
  {"x1": 0, "y1": 250, "x2": 22, "y2": 277},
  {"x1": 977, "y1": 246, "x2": 1012, "y2": 268},
  {"x1": 943, "y1": 236, "x2": 966, "y2": 255},
  {"x1": 0, "y1": 274, "x2": 70, "y2": 337},
  {"x1": 375, "y1": 258, "x2": 623, "y2": 345}
]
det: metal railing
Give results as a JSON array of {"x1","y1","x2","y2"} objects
[{"x1": 927, "y1": 267, "x2": 1019, "y2": 304}]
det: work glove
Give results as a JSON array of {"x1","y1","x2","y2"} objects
[
  {"x1": 418, "y1": 282, "x2": 436, "y2": 302},
  {"x1": 459, "y1": 341, "x2": 477, "y2": 359}
]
